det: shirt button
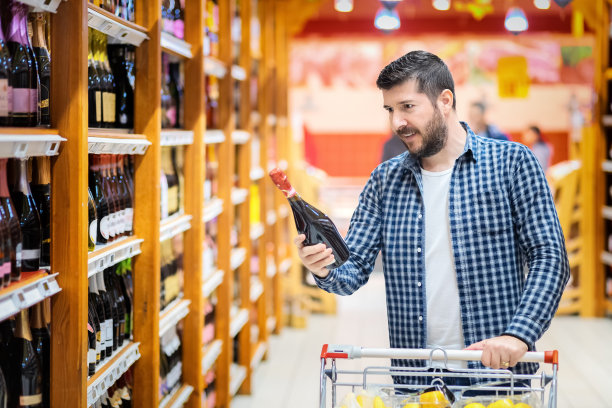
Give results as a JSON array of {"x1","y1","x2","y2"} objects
[
  {"x1": 417, "y1": 247, "x2": 422, "y2": 253},
  {"x1": 417, "y1": 281, "x2": 422, "y2": 287},
  {"x1": 417, "y1": 213, "x2": 422, "y2": 219},
  {"x1": 418, "y1": 316, "x2": 423, "y2": 321}
]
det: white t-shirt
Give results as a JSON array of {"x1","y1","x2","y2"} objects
[{"x1": 421, "y1": 167, "x2": 466, "y2": 369}]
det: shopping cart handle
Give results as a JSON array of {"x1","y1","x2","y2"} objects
[{"x1": 321, "y1": 344, "x2": 559, "y2": 365}]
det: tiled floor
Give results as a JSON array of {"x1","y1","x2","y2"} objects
[{"x1": 232, "y1": 272, "x2": 612, "y2": 408}]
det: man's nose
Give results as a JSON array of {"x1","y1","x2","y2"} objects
[{"x1": 391, "y1": 113, "x2": 407, "y2": 130}]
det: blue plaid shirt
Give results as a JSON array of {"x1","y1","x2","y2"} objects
[{"x1": 314, "y1": 124, "x2": 569, "y2": 384}]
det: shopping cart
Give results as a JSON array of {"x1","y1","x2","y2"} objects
[{"x1": 319, "y1": 344, "x2": 559, "y2": 408}]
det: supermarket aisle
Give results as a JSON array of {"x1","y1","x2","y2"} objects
[{"x1": 231, "y1": 272, "x2": 612, "y2": 408}]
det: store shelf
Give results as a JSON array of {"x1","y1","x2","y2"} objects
[
  {"x1": 230, "y1": 247, "x2": 247, "y2": 271},
  {"x1": 231, "y1": 130, "x2": 250, "y2": 144},
  {"x1": 603, "y1": 206, "x2": 612, "y2": 221},
  {"x1": 20, "y1": 0, "x2": 62, "y2": 13},
  {"x1": 229, "y1": 364, "x2": 247, "y2": 397},
  {"x1": 603, "y1": 161, "x2": 612, "y2": 173},
  {"x1": 250, "y1": 166, "x2": 264, "y2": 181},
  {"x1": 160, "y1": 214, "x2": 192, "y2": 242},
  {"x1": 0, "y1": 271, "x2": 61, "y2": 323},
  {"x1": 231, "y1": 188, "x2": 248, "y2": 205},
  {"x1": 229, "y1": 308, "x2": 249, "y2": 338},
  {"x1": 203, "y1": 198, "x2": 224, "y2": 223},
  {"x1": 204, "y1": 57, "x2": 227, "y2": 78},
  {"x1": 159, "y1": 384, "x2": 194, "y2": 408},
  {"x1": 159, "y1": 299, "x2": 191, "y2": 338},
  {"x1": 266, "y1": 210, "x2": 277, "y2": 226},
  {"x1": 250, "y1": 222, "x2": 264, "y2": 241},
  {"x1": 266, "y1": 262, "x2": 277, "y2": 278},
  {"x1": 161, "y1": 32, "x2": 193, "y2": 59},
  {"x1": 0, "y1": 132, "x2": 64, "y2": 158},
  {"x1": 87, "y1": 342, "x2": 141, "y2": 407},
  {"x1": 87, "y1": 4, "x2": 148, "y2": 46},
  {"x1": 202, "y1": 269, "x2": 224, "y2": 299},
  {"x1": 279, "y1": 204, "x2": 290, "y2": 219},
  {"x1": 88, "y1": 236, "x2": 144, "y2": 278},
  {"x1": 250, "y1": 341, "x2": 267, "y2": 370},
  {"x1": 202, "y1": 339, "x2": 223, "y2": 375},
  {"x1": 204, "y1": 129, "x2": 226, "y2": 144},
  {"x1": 231, "y1": 65, "x2": 247, "y2": 81},
  {"x1": 279, "y1": 258, "x2": 292, "y2": 275},
  {"x1": 160, "y1": 130, "x2": 194, "y2": 146},
  {"x1": 266, "y1": 316, "x2": 276, "y2": 333},
  {"x1": 250, "y1": 276, "x2": 263, "y2": 302},
  {"x1": 88, "y1": 132, "x2": 151, "y2": 155}
]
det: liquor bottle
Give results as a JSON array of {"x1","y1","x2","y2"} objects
[
  {"x1": 112, "y1": 155, "x2": 128, "y2": 237},
  {"x1": 160, "y1": 54, "x2": 173, "y2": 129},
  {"x1": 8, "y1": 310, "x2": 43, "y2": 408},
  {"x1": 116, "y1": 260, "x2": 132, "y2": 340},
  {"x1": 87, "y1": 301, "x2": 98, "y2": 376},
  {"x1": 101, "y1": 155, "x2": 118, "y2": 241},
  {"x1": 120, "y1": 155, "x2": 133, "y2": 236},
  {"x1": 95, "y1": 33, "x2": 116, "y2": 128},
  {"x1": 104, "y1": 266, "x2": 125, "y2": 349},
  {"x1": 29, "y1": 303, "x2": 50, "y2": 408},
  {"x1": 95, "y1": 271, "x2": 115, "y2": 357},
  {"x1": 7, "y1": 1, "x2": 35, "y2": 126},
  {"x1": 269, "y1": 168, "x2": 349, "y2": 269},
  {"x1": 30, "y1": 157, "x2": 50, "y2": 269},
  {"x1": 168, "y1": 62, "x2": 183, "y2": 128},
  {"x1": 0, "y1": 207, "x2": 10, "y2": 287},
  {"x1": 88, "y1": 29, "x2": 102, "y2": 128},
  {"x1": 89, "y1": 275, "x2": 107, "y2": 362},
  {"x1": 162, "y1": 147, "x2": 179, "y2": 216},
  {"x1": 162, "y1": 0, "x2": 173, "y2": 35},
  {"x1": 88, "y1": 187, "x2": 97, "y2": 252},
  {"x1": 0, "y1": 159, "x2": 22, "y2": 281},
  {"x1": 90, "y1": 155, "x2": 109, "y2": 245},
  {"x1": 108, "y1": 45, "x2": 134, "y2": 129},
  {"x1": 24, "y1": 5, "x2": 41, "y2": 126},
  {"x1": 171, "y1": 0, "x2": 184, "y2": 40},
  {"x1": 30, "y1": 13, "x2": 50, "y2": 126},
  {"x1": 0, "y1": 11, "x2": 12, "y2": 126}
]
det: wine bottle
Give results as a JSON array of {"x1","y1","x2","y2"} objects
[
  {"x1": 107, "y1": 45, "x2": 133, "y2": 129},
  {"x1": 162, "y1": 147, "x2": 179, "y2": 216},
  {"x1": 168, "y1": 62, "x2": 183, "y2": 128},
  {"x1": 10, "y1": 158, "x2": 41, "y2": 272},
  {"x1": 89, "y1": 275, "x2": 106, "y2": 362},
  {"x1": 29, "y1": 303, "x2": 50, "y2": 408},
  {"x1": 96, "y1": 271, "x2": 115, "y2": 356},
  {"x1": 101, "y1": 155, "x2": 119, "y2": 240},
  {"x1": 90, "y1": 156, "x2": 109, "y2": 245},
  {"x1": 116, "y1": 260, "x2": 132, "y2": 340},
  {"x1": 88, "y1": 187, "x2": 98, "y2": 252},
  {"x1": 0, "y1": 11, "x2": 12, "y2": 126},
  {"x1": 30, "y1": 13, "x2": 50, "y2": 126},
  {"x1": 9, "y1": 309, "x2": 43, "y2": 408},
  {"x1": 116, "y1": 155, "x2": 132, "y2": 237},
  {"x1": 24, "y1": 6, "x2": 41, "y2": 126},
  {"x1": 120, "y1": 155, "x2": 133, "y2": 236},
  {"x1": 0, "y1": 159, "x2": 21, "y2": 281},
  {"x1": 104, "y1": 266, "x2": 124, "y2": 349},
  {"x1": 171, "y1": 0, "x2": 184, "y2": 40},
  {"x1": 0, "y1": 212, "x2": 10, "y2": 287},
  {"x1": 7, "y1": 1, "x2": 34, "y2": 126},
  {"x1": 87, "y1": 302, "x2": 97, "y2": 376},
  {"x1": 30, "y1": 157, "x2": 50, "y2": 269},
  {"x1": 88, "y1": 29, "x2": 102, "y2": 128},
  {"x1": 99, "y1": 34, "x2": 116, "y2": 128},
  {"x1": 269, "y1": 168, "x2": 349, "y2": 269},
  {"x1": 160, "y1": 54, "x2": 172, "y2": 129}
]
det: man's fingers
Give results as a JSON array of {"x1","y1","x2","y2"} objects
[
  {"x1": 465, "y1": 341, "x2": 486, "y2": 351},
  {"x1": 301, "y1": 243, "x2": 328, "y2": 256},
  {"x1": 310, "y1": 254, "x2": 335, "y2": 271},
  {"x1": 294, "y1": 234, "x2": 306, "y2": 249},
  {"x1": 304, "y1": 248, "x2": 333, "y2": 265}
]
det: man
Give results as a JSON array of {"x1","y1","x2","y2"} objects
[
  {"x1": 295, "y1": 51, "x2": 569, "y2": 386},
  {"x1": 468, "y1": 101, "x2": 509, "y2": 141},
  {"x1": 522, "y1": 125, "x2": 552, "y2": 172}
]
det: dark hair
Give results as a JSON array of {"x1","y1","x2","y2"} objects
[
  {"x1": 528, "y1": 125, "x2": 543, "y2": 143},
  {"x1": 376, "y1": 50, "x2": 456, "y2": 109}
]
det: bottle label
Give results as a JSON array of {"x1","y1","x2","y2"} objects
[
  {"x1": 103, "y1": 92, "x2": 116, "y2": 124},
  {"x1": 21, "y1": 248, "x2": 40, "y2": 261},
  {"x1": 20, "y1": 394, "x2": 43, "y2": 405},
  {"x1": 88, "y1": 348, "x2": 96, "y2": 366},
  {"x1": 126, "y1": 207, "x2": 133, "y2": 233},
  {"x1": 16, "y1": 242, "x2": 22, "y2": 268},
  {"x1": 117, "y1": 209, "x2": 125, "y2": 235},
  {"x1": 108, "y1": 212, "x2": 116, "y2": 238},
  {"x1": 0, "y1": 79, "x2": 9, "y2": 116},
  {"x1": 12, "y1": 88, "x2": 30, "y2": 114},
  {"x1": 96, "y1": 329, "x2": 102, "y2": 357},
  {"x1": 99, "y1": 216, "x2": 110, "y2": 239},
  {"x1": 89, "y1": 219, "x2": 98, "y2": 245},
  {"x1": 30, "y1": 88, "x2": 37, "y2": 114},
  {"x1": 95, "y1": 91, "x2": 102, "y2": 122},
  {"x1": 173, "y1": 20, "x2": 185, "y2": 40},
  {"x1": 105, "y1": 318, "x2": 113, "y2": 345},
  {"x1": 160, "y1": 170, "x2": 168, "y2": 219},
  {"x1": 168, "y1": 185, "x2": 178, "y2": 215}
]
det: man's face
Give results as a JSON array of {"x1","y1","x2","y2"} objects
[{"x1": 382, "y1": 80, "x2": 448, "y2": 160}]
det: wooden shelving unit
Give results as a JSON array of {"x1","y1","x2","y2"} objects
[{"x1": 15, "y1": 0, "x2": 296, "y2": 407}]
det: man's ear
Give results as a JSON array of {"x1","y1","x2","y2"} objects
[{"x1": 438, "y1": 89, "x2": 454, "y2": 114}]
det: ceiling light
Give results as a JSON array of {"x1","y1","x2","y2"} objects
[
  {"x1": 375, "y1": 7, "x2": 401, "y2": 31},
  {"x1": 334, "y1": 0, "x2": 353, "y2": 13},
  {"x1": 534, "y1": 0, "x2": 550, "y2": 9},
  {"x1": 433, "y1": 0, "x2": 451, "y2": 11},
  {"x1": 504, "y1": 7, "x2": 528, "y2": 34}
]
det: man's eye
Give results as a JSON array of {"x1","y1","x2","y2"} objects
[
  {"x1": 403, "y1": 104, "x2": 414, "y2": 109},
  {"x1": 385, "y1": 108, "x2": 393, "y2": 113}
]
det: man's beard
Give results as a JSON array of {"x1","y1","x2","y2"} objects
[{"x1": 396, "y1": 108, "x2": 448, "y2": 160}]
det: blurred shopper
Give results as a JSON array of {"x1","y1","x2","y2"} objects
[
  {"x1": 381, "y1": 133, "x2": 408, "y2": 162},
  {"x1": 294, "y1": 50, "x2": 569, "y2": 387},
  {"x1": 468, "y1": 101, "x2": 509, "y2": 141},
  {"x1": 523, "y1": 125, "x2": 552, "y2": 172}
]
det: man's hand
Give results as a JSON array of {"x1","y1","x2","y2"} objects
[
  {"x1": 294, "y1": 234, "x2": 335, "y2": 278},
  {"x1": 465, "y1": 335, "x2": 528, "y2": 369}
]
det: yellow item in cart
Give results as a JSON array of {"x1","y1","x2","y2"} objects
[
  {"x1": 487, "y1": 399, "x2": 514, "y2": 408},
  {"x1": 373, "y1": 396, "x2": 386, "y2": 408},
  {"x1": 464, "y1": 404, "x2": 487, "y2": 408},
  {"x1": 513, "y1": 404, "x2": 531, "y2": 408},
  {"x1": 401, "y1": 403, "x2": 421, "y2": 408},
  {"x1": 419, "y1": 390, "x2": 450, "y2": 407}
]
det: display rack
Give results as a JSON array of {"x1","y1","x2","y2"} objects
[{"x1": 0, "y1": 271, "x2": 61, "y2": 323}]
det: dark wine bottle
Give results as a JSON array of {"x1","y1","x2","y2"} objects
[
  {"x1": 24, "y1": 7, "x2": 41, "y2": 126},
  {"x1": 29, "y1": 303, "x2": 50, "y2": 408},
  {"x1": 90, "y1": 155, "x2": 109, "y2": 245},
  {"x1": 0, "y1": 183, "x2": 12, "y2": 287},
  {"x1": 160, "y1": 54, "x2": 172, "y2": 129},
  {"x1": 88, "y1": 187, "x2": 98, "y2": 252},
  {"x1": 30, "y1": 13, "x2": 50, "y2": 126},
  {"x1": 116, "y1": 260, "x2": 132, "y2": 340},
  {"x1": 0, "y1": 10, "x2": 12, "y2": 126},
  {"x1": 96, "y1": 270, "x2": 116, "y2": 355},
  {"x1": 89, "y1": 275, "x2": 106, "y2": 362},
  {"x1": 99, "y1": 34, "x2": 116, "y2": 129},
  {"x1": 88, "y1": 29, "x2": 102, "y2": 128},
  {"x1": 107, "y1": 45, "x2": 133, "y2": 129},
  {"x1": 30, "y1": 157, "x2": 50, "y2": 269},
  {"x1": 7, "y1": 1, "x2": 34, "y2": 126},
  {"x1": 10, "y1": 159, "x2": 41, "y2": 272},
  {"x1": 87, "y1": 302, "x2": 97, "y2": 376},
  {"x1": 269, "y1": 168, "x2": 350, "y2": 269},
  {"x1": 104, "y1": 266, "x2": 124, "y2": 350},
  {"x1": 9, "y1": 309, "x2": 43, "y2": 408},
  {"x1": 0, "y1": 158, "x2": 21, "y2": 281}
]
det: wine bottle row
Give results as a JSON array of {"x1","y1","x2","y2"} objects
[
  {"x1": 0, "y1": 3, "x2": 50, "y2": 127},
  {"x1": 87, "y1": 259, "x2": 134, "y2": 377},
  {"x1": 161, "y1": 54, "x2": 184, "y2": 130},
  {"x1": 160, "y1": 146, "x2": 183, "y2": 220},
  {"x1": 203, "y1": 217, "x2": 218, "y2": 276},
  {"x1": 0, "y1": 301, "x2": 51, "y2": 408},
  {"x1": 160, "y1": 236, "x2": 183, "y2": 311},
  {"x1": 88, "y1": 154, "x2": 135, "y2": 252},
  {"x1": 203, "y1": 0, "x2": 219, "y2": 59},
  {"x1": 161, "y1": 0, "x2": 184, "y2": 40},
  {"x1": 88, "y1": 29, "x2": 135, "y2": 129},
  {"x1": 88, "y1": 370, "x2": 133, "y2": 408},
  {"x1": 204, "y1": 367, "x2": 216, "y2": 407},
  {"x1": 0, "y1": 157, "x2": 51, "y2": 287},
  {"x1": 159, "y1": 323, "x2": 183, "y2": 401},
  {"x1": 88, "y1": 0, "x2": 135, "y2": 23}
]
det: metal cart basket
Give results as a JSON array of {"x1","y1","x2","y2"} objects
[{"x1": 319, "y1": 344, "x2": 559, "y2": 408}]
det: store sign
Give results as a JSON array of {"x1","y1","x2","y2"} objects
[{"x1": 497, "y1": 56, "x2": 530, "y2": 98}]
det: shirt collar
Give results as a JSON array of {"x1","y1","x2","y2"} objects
[{"x1": 401, "y1": 121, "x2": 478, "y2": 172}]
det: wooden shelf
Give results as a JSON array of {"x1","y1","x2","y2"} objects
[
  {"x1": 229, "y1": 364, "x2": 247, "y2": 397},
  {"x1": 160, "y1": 130, "x2": 194, "y2": 146},
  {"x1": 279, "y1": 258, "x2": 292, "y2": 275},
  {"x1": 20, "y1": 0, "x2": 62, "y2": 13},
  {"x1": 0, "y1": 271, "x2": 61, "y2": 323},
  {"x1": 161, "y1": 32, "x2": 193, "y2": 59},
  {"x1": 88, "y1": 132, "x2": 151, "y2": 155},
  {"x1": 202, "y1": 339, "x2": 223, "y2": 375},
  {"x1": 204, "y1": 57, "x2": 227, "y2": 78},
  {"x1": 204, "y1": 129, "x2": 226, "y2": 144},
  {"x1": 230, "y1": 247, "x2": 247, "y2": 271},
  {"x1": 250, "y1": 276, "x2": 263, "y2": 302},
  {"x1": 266, "y1": 209, "x2": 277, "y2": 226},
  {"x1": 229, "y1": 308, "x2": 249, "y2": 338},
  {"x1": 250, "y1": 166, "x2": 264, "y2": 181},
  {"x1": 231, "y1": 65, "x2": 247, "y2": 81},
  {"x1": 86, "y1": 342, "x2": 141, "y2": 406},
  {"x1": 87, "y1": 4, "x2": 148, "y2": 46},
  {"x1": 231, "y1": 188, "x2": 249, "y2": 205},
  {"x1": 159, "y1": 299, "x2": 191, "y2": 338},
  {"x1": 159, "y1": 384, "x2": 194, "y2": 408},
  {"x1": 203, "y1": 198, "x2": 224, "y2": 223},
  {"x1": 250, "y1": 341, "x2": 267, "y2": 370},
  {"x1": 0, "y1": 132, "x2": 64, "y2": 158},
  {"x1": 202, "y1": 269, "x2": 224, "y2": 299},
  {"x1": 88, "y1": 236, "x2": 144, "y2": 278},
  {"x1": 231, "y1": 130, "x2": 250, "y2": 144},
  {"x1": 160, "y1": 214, "x2": 192, "y2": 242},
  {"x1": 250, "y1": 222, "x2": 264, "y2": 241}
]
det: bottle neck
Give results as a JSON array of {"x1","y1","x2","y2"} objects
[
  {"x1": 14, "y1": 309, "x2": 33, "y2": 341},
  {"x1": 8, "y1": 3, "x2": 25, "y2": 44},
  {"x1": 0, "y1": 159, "x2": 9, "y2": 197},
  {"x1": 30, "y1": 303, "x2": 45, "y2": 330},
  {"x1": 89, "y1": 276, "x2": 99, "y2": 294},
  {"x1": 34, "y1": 157, "x2": 51, "y2": 185},
  {"x1": 16, "y1": 159, "x2": 31, "y2": 195},
  {"x1": 31, "y1": 13, "x2": 48, "y2": 49},
  {"x1": 96, "y1": 271, "x2": 106, "y2": 291}
]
